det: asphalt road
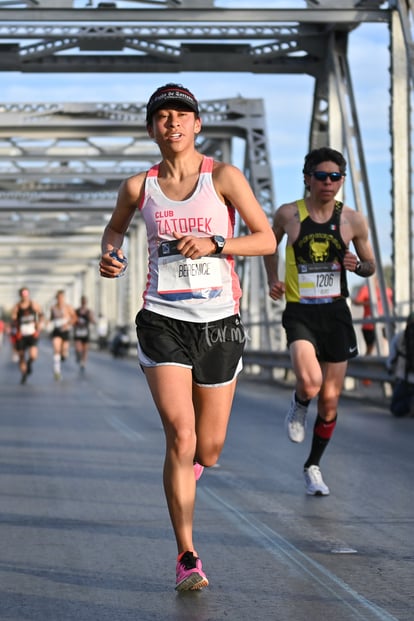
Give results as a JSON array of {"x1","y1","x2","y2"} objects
[{"x1": 0, "y1": 338, "x2": 412, "y2": 621}]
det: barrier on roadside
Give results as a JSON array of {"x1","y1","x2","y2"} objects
[{"x1": 243, "y1": 349, "x2": 391, "y2": 384}]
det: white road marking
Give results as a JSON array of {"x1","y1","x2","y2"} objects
[
  {"x1": 201, "y1": 486, "x2": 398, "y2": 621},
  {"x1": 104, "y1": 414, "x2": 144, "y2": 442}
]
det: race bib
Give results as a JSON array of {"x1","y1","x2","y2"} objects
[
  {"x1": 157, "y1": 241, "x2": 223, "y2": 300},
  {"x1": 74, "y1": 327, "x2": 88, "y2": 338},
  {"x1": 54, "y1": 317, "x2": 66, "y2": 329},
  {"x1": 298, "y1": 262, "x2": 341, "y2": 301},
  {"x1": 20, "y1": 322, "x2": 36, "y2": 336}
]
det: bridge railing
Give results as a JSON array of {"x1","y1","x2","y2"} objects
[{"x1": 242, "y1": 349, "x2": 391, "y2": 385}]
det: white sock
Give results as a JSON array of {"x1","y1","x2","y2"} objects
[{"x1": 53, "y1": 353, "x2": 61, "y2": 374}]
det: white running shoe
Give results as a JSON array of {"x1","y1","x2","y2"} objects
[
  {"x1": 285, "y1": 392, "x2": 308, "y2": 443},
  {"x1": 304, "y1": 465, "x2": 330, "y2": 496}
]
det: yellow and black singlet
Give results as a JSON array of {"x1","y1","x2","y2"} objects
[{"x1": 285, "y1": 199, "x2": 349, "y2": 304}]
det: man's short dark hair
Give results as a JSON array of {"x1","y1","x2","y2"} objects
[{"x1": 303, "y1": 147, "x2": 347, "y2": 176}]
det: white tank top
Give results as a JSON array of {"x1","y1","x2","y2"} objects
[{"x1": 138, "y1": 156, "x2": 242, "y2": 322}]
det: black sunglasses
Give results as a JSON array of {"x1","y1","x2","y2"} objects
[{"x1": 311, "y1": 171, "x2": 344, "y2": 182}]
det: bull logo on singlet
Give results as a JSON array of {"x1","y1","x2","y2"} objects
[{"x1": 309, "y1": 239, "x2": 330, "y2": 263}]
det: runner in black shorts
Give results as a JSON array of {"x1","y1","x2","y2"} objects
[
  {"x1": 99, "y1": 83, "x2": 275, "y2": 591},
  {"x1": 11, "y1": 287, "x2": 43, "y2": 384},
  {"x1": 265, "y1": 147, "x2": 375, "y2": 496},
  {"x1": 74, "y1": 295, "x2": 96, "y2": 374},
  {"x1": 49, "y1": 290, "x2": 77, "y2": 380}
]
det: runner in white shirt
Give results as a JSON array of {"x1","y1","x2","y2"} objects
[
  {"x1": 99, "y1": 83, "x2": 276, "y2": 591},
  {"x1": 50, "y1": 290, "x2": 77, "y2": 380}
]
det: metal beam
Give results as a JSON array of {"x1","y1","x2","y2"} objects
[
  {"x1": 0, "y1": 8, "x2": 390, "y2": 24},
  {"x1": 0, "y1": 6, "x2": 389, "y2": 74},
  {"x1": 390, "y1": 8, "x2": 413, "y2": 315}
]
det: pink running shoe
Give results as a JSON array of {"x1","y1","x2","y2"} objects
[
  {"x1": 175, "y1": 551, "x2": 209, "y2": 591},
  {"x1": 193, "y1": 461, "x2": 204, "y2": 481}
]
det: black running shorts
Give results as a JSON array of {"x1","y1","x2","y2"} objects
[
  {"x1": 282, "y1": 299, "x2": 358, "y2": 363},
  {"x1": 135, "y1": 308, "x2": 245, "y2": 386},
  {"x1": 51, "y1": 329, "x2": 71, "y2": 341},
  {"x1": 16, "y1": 335, "x2": 38, "y2": 351}
]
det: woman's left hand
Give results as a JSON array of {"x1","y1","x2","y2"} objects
[{"x1": 174, "y1": 233, "x2": 216, "y2": 259}]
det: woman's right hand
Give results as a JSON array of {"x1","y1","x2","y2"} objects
[{"x1": 99, "y1": 248, "x2": 127, "y2": 279}]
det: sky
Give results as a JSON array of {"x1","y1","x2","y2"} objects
[{"x1": 2, "y1": 1, "x2": 409, "y2": 290}]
